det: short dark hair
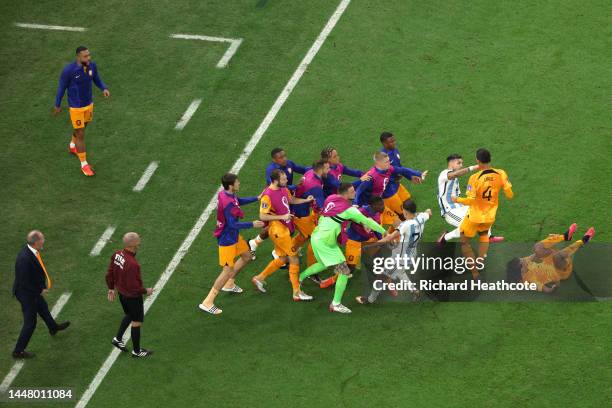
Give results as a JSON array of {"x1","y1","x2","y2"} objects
[
  {"x1": 380, "y1": 131, "x2": 394, "y2": 143},
  {"x1": 76, "y1": 46, "x2": 88, "y2": 55},
  {"x1": 271, "y1": 147, "x2": 284, "y2": 158},
  {"x1": 368, "y1": 196, "x2": 384, "y2": 206},
  {"x1": 476, "y1": 148, "x2": 491, "y2": 163},
  {"x1": 506, "y1": 258, "x2": 523, "y2": 283},
  {"x1": 312, "y1": 159, "x2": 328, "y2": 172},
  {"x1": 446, "y1": 153, "x2": 462, "y2": 162},
  {"x1": 321, "y1": 146, "x2": 335, "y2": 160},
  {"x1": 221, "y1": 173, "x2": 238, "y2": 190},
  {"x1": 270, "y1": 169, "x2": 284, "y2": 183},
  {"x1": 338, "y1": 182, "x2": 354, "y2": 195},
  {"x1": 402, "y1": 199, "x2": 417, "y2": 214}
]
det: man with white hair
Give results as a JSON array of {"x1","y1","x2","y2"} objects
[
  {"x1": 12, "y1": 230, "x2": 70, "y2": 359},
  {"x1": 106, "y1": 232, "x2": 154, "y2": 358}
]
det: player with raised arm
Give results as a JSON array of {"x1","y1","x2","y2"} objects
[
  {"x1": 251, "y1": 169, "x2": 314, "y2": 301},
  {"x1": 379, "y1": 132, "x2": 428, "y2": 221},
  {"x1": 436, "y1": 153, "x2": 504, "y2": 245},
  {"x1": 320, "y1": 146, "x2": 369, "y2": 196},
  {"x1": 198, "y1": 174, "x2": 264, "y2": 315},
  {"x1": 506, "y1": 224, "x2": 595, "y2": 293},
  {"x1": 249, "y1": 147, "x2": 309, "y2": 258},
  {"x1": 355, "y1": 151, "x2": 423, "y2": 226},
  {"x1": 357, "y1": 200, "x2": 431, "y2": 305},
  {"x1": 54, "y1": 46, "x2": 110, "y2": 176},
  {"x1": 298, "y1": 183, "x2": 387, "y2": 314},
  {"x1": 451, "y1": 149, "x2": 514, "y2": 277}
]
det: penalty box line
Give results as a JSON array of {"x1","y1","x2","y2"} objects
[{"x1": 75, "y1": 1, "x2": 352, "y2": 407}]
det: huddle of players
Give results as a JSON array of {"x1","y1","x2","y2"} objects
[{"x1": 198, "y1": 132, "x2": 525, "y2": 315}]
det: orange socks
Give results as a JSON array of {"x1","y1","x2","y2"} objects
[
  {"x1": 289, "y1": 264, "x2": 300, "y2": 293},
  {"x1": 77, "y1": 152, "x2": 87, "y2": 167},
  {"x1": 256, "y1": 258, "x2": 285, "y2": 281}
]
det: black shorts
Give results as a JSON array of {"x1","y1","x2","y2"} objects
[{"x1": 119, "y1": 294, "x2": 144, "y2": 322}]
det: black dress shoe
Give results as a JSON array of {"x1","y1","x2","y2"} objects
[
  {"x1": 12, "y1": 350, "x2": 35, "y2": 359},
  {"x1": 50, "y1": 321, "x2": 71, "y2": 336}
]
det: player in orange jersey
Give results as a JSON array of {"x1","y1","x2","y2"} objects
[{"x1": 452, "y1": 149, "x2": 513, "y2": 277}]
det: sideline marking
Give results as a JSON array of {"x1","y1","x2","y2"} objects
[
  {"x1": 133, "y1": 161, "x2": 159, "y2": 192},
  {"x1": 15, "y1": 23, "x2": 86, "y2": 32},
  {"x1": 174, "y1": 99, "x2": 202, "y2": 130},
  {"x1": 170, "y1": 34, "x2": 243, "y2": 68},
  {"x1": 89, "y1": 226, "x2": 116, "y2": 257}
]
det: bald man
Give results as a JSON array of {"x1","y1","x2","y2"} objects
[
  {"x1": 12, "y1": 230, "x2": 70, "y2": 359},
  {"x1": 105, "y1": 232, "x2": 153, "y2": 358}
]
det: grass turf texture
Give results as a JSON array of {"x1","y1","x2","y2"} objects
[{"x1": 1, "y1": 0, "x2": 611, "y2": 407}]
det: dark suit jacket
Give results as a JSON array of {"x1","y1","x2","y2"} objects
[{"x1": 12, "y1": 245, "x2": 46, "y2": 296}]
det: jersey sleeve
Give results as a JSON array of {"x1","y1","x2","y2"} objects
[
  {"x1": 92, "y1": 63, "x2": 107, "y2": 91},
  {"x1": 393, "y1": 165, "x2": 422, "y2": 179},
  {"x1": 354, "y1": 178, "x2": 373, "y2": 206},
  {"x1": 342, "y1": 165, "x2": 363, "y2": 178},
  {"x1": 290, "y1": 160, "x2": 309, "y2": 175},
  {"x1": 344, "y1": 207, "x2": 386, "y2": 234},
  {"x1": 416, "y1": 212, "x2": 430, "y2": 224},
  {"x1": 238, "y1": 196, "x2": 258, "y2": 206},
  {"x1": 456, "y1": 174, "x2": 477, "y2": 205},
  {"x1": 500, "y1": 170, "x2": 514, "y2": 199},
  {"x1": 55, "y1": 67, "x2": 70, "y2": 108},
  {"x1": 259, "y1": 194, "x2": 272, "y2": 214}
]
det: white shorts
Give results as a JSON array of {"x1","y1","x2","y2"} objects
[{"x1": 443, "y1": 206, "x2": 468, "y2": 228}]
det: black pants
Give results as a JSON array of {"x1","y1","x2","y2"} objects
[{"x1": 14, "y1": 290, "x2": 57, "y2": 353}]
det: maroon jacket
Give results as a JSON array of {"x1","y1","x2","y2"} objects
[{"x1": 105, "y1": 249, "x2": 146, "y2": 297}]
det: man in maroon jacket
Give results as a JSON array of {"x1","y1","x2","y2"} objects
[{"x1": 106, "y1": 232, "x2": 153, "y2": 358}]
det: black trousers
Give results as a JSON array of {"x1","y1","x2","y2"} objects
[{"x1": 14, "y1": 290, "x2": 57, "y2": 353}]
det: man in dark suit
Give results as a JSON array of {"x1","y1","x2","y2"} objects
[{"x1": 12, "y1": 230, "x2": 70, "y2": 359}]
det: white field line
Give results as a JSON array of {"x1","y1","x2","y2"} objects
[
  {"x1": 89, "y1": 226, "x2": 116, "y2": 257},
  {"x1": 132, "y1": 161, "x2": 159, "y2": 192},
  {"x1": 0, "y1": 292, "x2": 72, "y2": 393},
  {"x1": 174, "y1": 99, "x2": 202, "y2": 130},
  {"x1": 170, "y1": 34, "x2": 243, "y2": 68},
  {"x1": 15, "y1": 22, "x2": 86, "y2": 32},
  {"x1": 76, "y1": 1, "x2": 351, "y2": 407}
]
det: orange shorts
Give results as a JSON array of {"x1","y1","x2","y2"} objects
[
  {"x1": 460, "y1": 216, "x2": 493, "y2": 238},
  {"x1": 69, "y1": 103, "x2": 93, "y2": 129},
  {"x1": 269, "y1": 225, "x2": 296, "y2": 257},
  {"x1": 381, "y1": 205, "x2": 399, "y2": 226},
  {"x1": 397, "y1": 183, "x2": 411, "y2": 202},
  {"x1": 218, "y1": 235, "x2": 249, "y2": 267},
  {"x1": 293, "y1": 212, "x2": 317, "y2": 238},
  {"x1": 345, "y1": 238, "x2": 377, "y2": 266}
]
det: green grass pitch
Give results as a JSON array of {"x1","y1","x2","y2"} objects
[{"x1": 1, "y1": 0, "x2": 611, "y2": 407}]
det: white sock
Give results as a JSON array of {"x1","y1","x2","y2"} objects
[
  {"x1": 445, "y1": 228, "x2": 461, "y2": 241},
  {"x1": 70, "y1": 142, "x2": 76, "y2": 148},
  {"x1": 81, "y1": 161, "x2": 88, "y2": 168}
]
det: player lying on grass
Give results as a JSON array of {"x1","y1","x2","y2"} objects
[
  {"x1": 298, "y1": 183, "x2": 387, "y2": 314},
  {"x1": 436, "y1": 153, "x2": 504, "y2": 245},
  {"x1": 251, "y1": 169, "x2": 315, "y2": 301},
  {"x1": 356, "y1": 200, "x2": 431, "y2": 305},
  {"x1": 506, "y1": 224, "x2": 595, "y2": 293},
  {"x1": 248, "y1": 147, "x2": 308, "y2": 258},
  {"x1": 355, "y1": 151, "x2": 425, "y2": 227},
  {"x1": 451, "y1": 148, "x2": 513, "y2": 278},
  {"x1": 198, "y1": 174, "x2": 264, "y2": 315},
  {"x1": 379, "y1": 132, "x2": 429, "y2": 222}
]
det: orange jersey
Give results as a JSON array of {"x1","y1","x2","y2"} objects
[{"x1": 457, "y1": 168, "x2": 513, "y2": 223}]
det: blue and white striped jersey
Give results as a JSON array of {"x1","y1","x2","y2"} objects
[
  {"x1": 437, "y1": 169, "x2": 463, "y2": 216},
  {"x1": 395, "y1": 212, "x2": 430, "y2": 261}
]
